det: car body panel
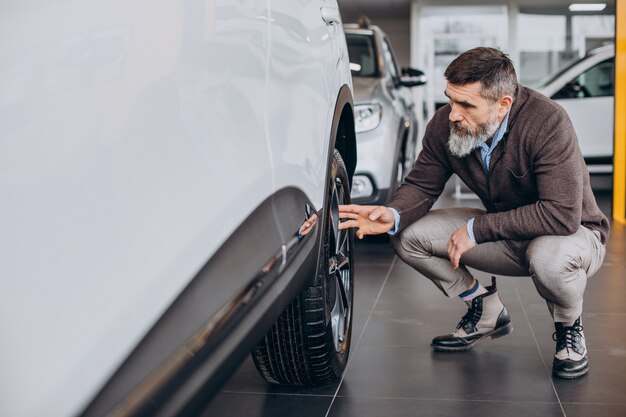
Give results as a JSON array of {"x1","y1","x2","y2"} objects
[
  {"x1": 266, "y1": 0, "x2": 351, "y2": 214},
  {"x1": 553, "y1": 96, "x2": 613, "y2": 160},
  {"x1": 83, "y1": 187, "x2": 320, "y2": 417},
  {"x1": 0, "y1": 1, "x2": 353, "y2": 416},
  {"x1": 1, "y1": 2, "x2": 274, "y2": 416}
]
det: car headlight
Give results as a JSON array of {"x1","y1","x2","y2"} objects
[{"x1": 354, "y1": 103, "x2": 382, "y2": 133}]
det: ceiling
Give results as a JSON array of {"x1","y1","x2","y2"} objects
[{"x1": 339, "y1": 0, "x2": 616, "y2": 19}]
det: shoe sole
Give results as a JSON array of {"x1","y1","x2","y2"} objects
[
  {"x1": 553, "y1": 367, "x2": 589, "y2": 379},
  {"x1": 432, "y1": 322, "x2": 514, "y2": 352}
]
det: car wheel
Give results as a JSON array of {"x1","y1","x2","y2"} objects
[{"x1": 251, "y1": 149, "x2": 354, "y2": 386}]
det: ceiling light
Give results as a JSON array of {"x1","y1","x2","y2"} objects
[{"x1": 568, "y1": 3, "x2": 607, "y2": 12}]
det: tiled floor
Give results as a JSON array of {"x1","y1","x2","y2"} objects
[{"x1": 203, "y1": 189, "x2": 626, "y2": 417}]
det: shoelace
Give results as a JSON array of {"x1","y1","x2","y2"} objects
[
  {"x1": 552, "y1": 322, "x2": 584, "y2": 355},
  {"x1": 457, "y1": 299, "x2": 481, "y2": 331}
]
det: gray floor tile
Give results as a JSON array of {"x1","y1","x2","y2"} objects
[
  {"x1": 354, "y1": 238, "x2": 396, "y2": 265},
  {"x1": 337, "y1": 344, "x2": 557, "y2": 403},
  {"x1": 201, "y1": 392, "x2": 332, "y2": 417},
  {"x1": 359, "y1": 304, "x2": 537, "y2": 350},
  {"x1": 328, "y1": 397, "x2": 564, "y2": 417},
  {"x1": 562, "y1": 403, "x2": 626, "y2": 417},
  {"x1": 550, "y1": 349, "x2": 626, "y2": 404}
]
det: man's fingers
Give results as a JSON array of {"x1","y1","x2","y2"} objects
[
  {"x1": 451, "y1": 255, "x2": 459, "y2": 269},
  {"x1": 339, "y1": 204, "x2": 374, "y2": 214},
  {"x1": 449, "y1": 251, "x2": 456, "y2": 268},
  {"x1": 449, "y1": 247, "x2": 459, "y2": 269},
  {"x1": 338, "y1": 220, "x2": 359, "y2": 230},
  {"x1": 339, "y1": 212, "x2": 359, "y2": 220},
  {"x1": 368, "y1": 206, "x2": 387, "y2": 221},
  {"x1": 447, "y1": 237, "x2": 458, "y2": 269}
]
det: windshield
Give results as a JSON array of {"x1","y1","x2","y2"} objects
[
  {"x1": 346, "y1": 33, "x2": 379, "y2": 77},
  {"x1": 533, "y1": 57, "x2": 589, "y2": 89}
]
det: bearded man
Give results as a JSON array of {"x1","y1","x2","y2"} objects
[{"x1": 339, "y1": 47, "x2": 609, "y2": 379}]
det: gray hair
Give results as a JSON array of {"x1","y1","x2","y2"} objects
[{"x1": 444, "y1": 47, "x2": 518, "y2": 102}]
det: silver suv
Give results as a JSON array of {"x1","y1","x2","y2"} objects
[
  {"x1": 344, "y1": 19, "x2": 426, "y2": 205},
  {"x1": 1, "y1": 1, "x2": 356, "y2": 416}
]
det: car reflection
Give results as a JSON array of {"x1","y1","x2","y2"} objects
[{"x1": 298, "y1": 213, "x2": 318, "y2": 238}]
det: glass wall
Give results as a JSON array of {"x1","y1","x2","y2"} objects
[
  {"x1": 418, "y1": 6, "x2": 508, "y2": 116},
  {"x1": 414, "y1": 4, "x2": 615, "y2": 115},
  {"x1": 518, "y1": 14, "x2": 568, "y2": 86},
  {"x1": 518, "y1": 12, "x2": 615, "y2": 86}
]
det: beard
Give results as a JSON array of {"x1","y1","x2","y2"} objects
[{"x1": 448, "y1": 112, "x2": 500, "y2": 157}]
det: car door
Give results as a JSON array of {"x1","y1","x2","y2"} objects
[
  {"x1": 552, "y1": 57, "x2": 615, "y2": 170},
  {"x1": 265, "y1": 0, "x2": 343, "y2": 241},
  {"x1": 381, "y1": 36, "x2": 418, "y2": 173},
  {"x1": 0, "y1": 1, "x2": 276, "y2": 416}
]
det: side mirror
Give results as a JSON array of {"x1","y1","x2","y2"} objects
[{"x1": 399, "y1": 67, "x2": 426, "y2": 87}]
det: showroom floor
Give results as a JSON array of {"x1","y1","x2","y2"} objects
[{"x1": 203, "y1": 187, "x2": 626, "y2": 417}]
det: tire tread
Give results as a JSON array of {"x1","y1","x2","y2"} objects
[{"x1": 251, "y1": 150, "x2": 353, "y2": 386}]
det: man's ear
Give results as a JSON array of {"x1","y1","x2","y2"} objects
[{"x1": 498, "y1": 95, "x2": 513, "y2": 114}]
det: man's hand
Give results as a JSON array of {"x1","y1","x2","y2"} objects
[
  {"x1": 447, "y1": 226, "x2": 476, "y2": 269},
  {"x1": 338, "y1": 204, "x2": 395, "y2": 239}
]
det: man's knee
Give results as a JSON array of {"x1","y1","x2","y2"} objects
[
  {"x1": 526, "y1": 237, "x2": 584, "y2": 280},
  {"x1": 390, "y1": 228, "x2": 430, "y2": 261},
  {"x1": 390, "y1": 208, "x2": 483, "y2": 262}
]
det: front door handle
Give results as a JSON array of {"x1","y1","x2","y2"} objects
[{"x1": 321, "y1": 5, "x2": 341, "y2": 26}]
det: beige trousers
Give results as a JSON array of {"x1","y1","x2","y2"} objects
[{"x1": 390, "y1": 207, "x2": 606, "y2": 323}]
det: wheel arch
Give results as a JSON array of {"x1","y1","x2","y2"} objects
[
  {"x1": 308, "y1": 84, "x2": 356, "y2": 289},
  {"x1": 330, "y1": 85, "x2": 357, "y2": 185}
]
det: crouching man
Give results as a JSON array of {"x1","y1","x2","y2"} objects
[{"x1": 339, "y1": 47, "x2": 609, "y2": 379}]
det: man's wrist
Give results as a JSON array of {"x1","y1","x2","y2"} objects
[
  {"x1": 466, "y1": 217, "x2": 477, "y2": 244},
  {"x1": 388, "y1": 207, "x2": 400, "y2": 235}
]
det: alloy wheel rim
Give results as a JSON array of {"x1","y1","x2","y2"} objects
[{"x1": 328, "y1": 176, "x2": 352, "y2": 353}]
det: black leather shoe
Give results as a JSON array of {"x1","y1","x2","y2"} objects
[
  {"x1": 432, "y1": 277, "x2": 513, "y2": 352},
  {"x1": 552, "y1": 318, "x2": 588, "y2": 379}
]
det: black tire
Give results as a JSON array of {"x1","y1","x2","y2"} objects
[{"x1": 251, "y1": 149, "x2": 354, "y2": 386}]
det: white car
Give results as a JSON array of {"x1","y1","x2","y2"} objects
[
  {"x1": 344, "y1": 20, "x2": 426, "y2": 205},
  {"x1": 0, "y1": 1, "x2": 356, "y2": 416},
  {"x1": 536, "y1": 44, "x2": 615, "y2": 174}
]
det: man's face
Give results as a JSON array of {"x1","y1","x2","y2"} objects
[
  {"x1": 445, "y1": 82, "x2": 510, "y2": 157},
  {"x1": 445, "y1": 81, "x2": 497, "y2": 133}
]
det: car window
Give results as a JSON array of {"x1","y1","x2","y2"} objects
[
  {"x1": 553, "y1": 58, "x2": 615, "y2": 99},
  {"x1": 534, "y1": 58, "x2": 582, "y2": 89},
  {"x1": 381, "y1": 37, "x2": 400, "y2": 79},
  {"x1": 346, "y1": 34, "x2": 379, "y2": 77}
]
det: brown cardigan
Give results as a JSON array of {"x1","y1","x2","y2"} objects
[{"x1": 388, "y1": 85, "x2": 610, "y2": 244}]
